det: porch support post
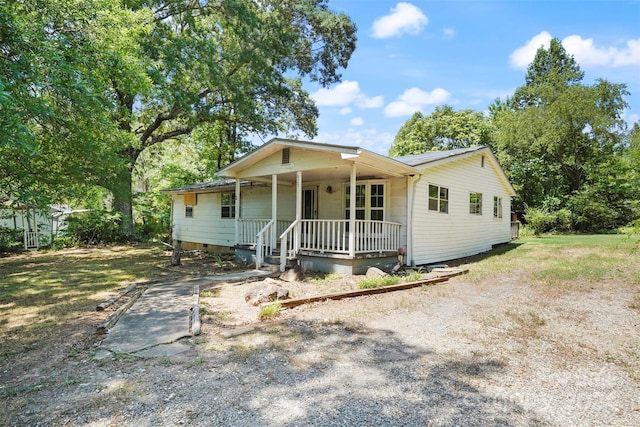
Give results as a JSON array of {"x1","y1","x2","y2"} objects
[
  {"x1": 271, "y1": 174, "x2": 277, "y2": 249},
  {"x1": 235, "y1": 178, "x2": 241, "y2": 245},
  {"x1": 348, "y1": 163, "x2": 356, "y2": 257},
  {"x1": 295, "y1": 171, "x2": 302, "y2": 251}
]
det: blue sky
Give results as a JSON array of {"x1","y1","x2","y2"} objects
[{"x1": 290, "y1": 0, "x2": 640, "y2": 155}]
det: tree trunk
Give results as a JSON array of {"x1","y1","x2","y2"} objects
[
  {"x1": 112, "y1": 166, "x2": 136, "y2": 240},
  {"x1": 171, "y1": 240, "x2": 182, "y2": 266}
]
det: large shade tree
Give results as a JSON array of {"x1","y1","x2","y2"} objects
[
  {"x1": 493, "y1": 38, "x2": 632, "y2": 230},
  {"x1": 109, "y1": 0, "x2": 357, "y2": 237},
  {"x1": 1, "y1": 0, "x2": 150, "y2": 206},
  {"x1": 2, "y1": 0, "x2": 357, "y2": 238}
]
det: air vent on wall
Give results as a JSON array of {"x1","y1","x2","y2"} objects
[{"x1": 282, "y1": 147, "x2": 290, "y2": 164}]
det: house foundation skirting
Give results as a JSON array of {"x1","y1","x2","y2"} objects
[
  {"x1": 179, "y1": 241, "x2": 235, "y2": 254},
  {"x1": 235, "y1": 245, "x2": 398, "y2": 274},
  {"x1": 297, "y1": 252, "x2": 398, "y2": 275}
]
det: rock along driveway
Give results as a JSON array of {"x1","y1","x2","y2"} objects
[{"x1": 98, "y1": 270, "x2": 272, "y2": 358}]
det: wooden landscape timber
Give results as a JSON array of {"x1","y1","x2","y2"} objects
[
  {"x1": 263, "y1": 268, "x2": 468, "y2": 310},
  {"x1": 191, "y1": 284, "x2": 201, "y2": 336},
  {"x1": 96, "y1": 287, "x2": 146, "y2": 333},
  {"x1": 96, "y1": 283, "x2": 137, "y2": 311}
]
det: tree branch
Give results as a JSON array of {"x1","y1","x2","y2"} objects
[
  {"x1": 148, "y1": 127, "x2": 193, "y2": 146},
  {"x1": 138, "y1": 105, "x2": 180, "y2": 149}
]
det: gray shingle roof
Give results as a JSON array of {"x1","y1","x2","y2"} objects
[
  {"x1": 161, "y1": 178, "x2": 244, "y2": 193},
  {"x1": 394, "y1": 146, "x2": 485, "y2": 166}
]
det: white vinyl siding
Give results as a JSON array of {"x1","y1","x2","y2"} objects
[
  {"x1": 172, "y1": 187, "x2": 295, "y2": 247},
  {"x1": 412, "y1": 152, "x2": 512, "y2": 265}
]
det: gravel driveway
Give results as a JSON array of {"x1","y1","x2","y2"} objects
[{"x1": 4, "y1": 271, "x2": 639, "y2": 426}]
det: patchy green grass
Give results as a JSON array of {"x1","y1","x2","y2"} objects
[
  {"x1": 258, "y1": 301, "x2": 282, "y2": 320},
  {"x1": 404, "y1": 270, "x2": 422, "y2": 282},
  {"x1": 358, "y1": 275, "x2": 400, "y2": 289},
  {"x1": 463, "y1": 234, "x2": 640, "y2": 294},
  {"x1": 0, "y1": 244, "x2": 175, "y2": 359},
  {"x1": 306, "y1": 272, "x2": 344, "y2": 284}
]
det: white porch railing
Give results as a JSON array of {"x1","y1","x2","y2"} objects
[
  {"x1": 352, "y1": 220, "x2": 402, "y2": 253},
  {"x1": 255, "y1": 220, "x2": 274, "y2": 269},
  {"x1": 279, "y1": 219, "x2": 402, "y2": 272},
  {"x1": 300, "y1": 219, "x2": 349, "y2": 253},
  {"x1": 238, "y1": 219, "x2": 289, "y2": 246},
  {"x1": 279, "y1": 220, "x2": 300, "y2": 272},
  {"x1": 250, "y1": 219, "x2": 290, "y2": 268},
  {"x1": 238, "y1": 219, "x2": 269, "y2": 245}
]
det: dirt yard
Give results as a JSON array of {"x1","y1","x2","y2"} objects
[{"x1": 1, "y1": 237, "x2": 639, "y2": 426}]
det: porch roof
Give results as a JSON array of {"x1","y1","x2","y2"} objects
[{"x1": 217, "y1": 138, "x2": 421, "y2": 183}]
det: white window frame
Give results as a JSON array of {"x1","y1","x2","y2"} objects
[
  {"x1": 221, "y1": 192, "x2": 236, "y2": 218},
  {"x1": 185, "y1": 205, "x2": 194, "y2": 218},
  {"x1": 428, "y1": 184, "x2": 449, "y2": 214},
  {"x1": 469, "y1": 192, "x2": 483, "y2": 215},
  {"x1": 344, "y1": 180, "x2": 387, "y2": 221},
  {"x1": 493, "y1": 196, "x2": 503, "y2": 219}
]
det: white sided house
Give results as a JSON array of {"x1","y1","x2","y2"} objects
[
  {"x1": 0, "y1": 200, "x2": 83, "y2": 250},
  {"x1": 162, "y1": 139, "x2": 517, "y2": 274}
]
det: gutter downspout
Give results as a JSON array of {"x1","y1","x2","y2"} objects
[{"x1": 406, "y1": 174, "x2": 421, "y2": 267}]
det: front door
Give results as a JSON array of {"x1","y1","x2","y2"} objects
[
  {"x1": 301, "y1": 187, "x2": 317, "y2": 247},
  {"x1": 302, "y1": 187, "x2": 317, "y2": 219}
]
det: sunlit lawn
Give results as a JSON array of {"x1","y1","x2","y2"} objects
[
  {"x1": 0, "y1": 244, "x2": 174, "y2": 358},
  {"x1": 462, "y1": 234, "x2": 640, "y2": 296}
]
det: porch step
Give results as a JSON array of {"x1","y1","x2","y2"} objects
[{"x1": 263, "y1": 254, "x2": 297, "y2": 269}]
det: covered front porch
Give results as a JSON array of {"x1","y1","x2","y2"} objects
[
  {"x1": 218, "y1": 139, "x2": 419, "y2": 274},
  {"x1": 236, "y1": 217, "x2": 403, "y2": 273}
]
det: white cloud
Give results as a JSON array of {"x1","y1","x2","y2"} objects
[
  {"x1": 357, "y1": 95, "x2": 384, "y2": 109},
  {"x1": 312, "y1": 80, "x2": 361, "y2": 106},
  {"x1": 371, "y1": 3, "x2": 428, "y2": 39},
  {"x1": 509, "y1": 31, "x2": 552, "y2": 69},
  {"x1": 350, "y1": 117, "x2": 364, "y2": 126},
  {"x1": 443, "y1": 28, "x2": 456, "y2": 39},
  {"x1": 510, "y1": 31, "x2": 640, "y2": 69},
  {"x1": 339, "y1": 107, "x2": 352, "y2": 115},
  {"x1": 612, "y1": 38, "x2": 640, "y2": 66},
  {"x1": 564, "y1": 35, "x2": 640, "y2": 67},
  {"x1": 562, "y1": 35, "x2": 613, "y2": 66},
  {"x1": 312, "y1": 80, "x2": 384, "y2": 110},
  {"x1": 384, "y1": 87, "x2": 451, "y2": 117}
]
